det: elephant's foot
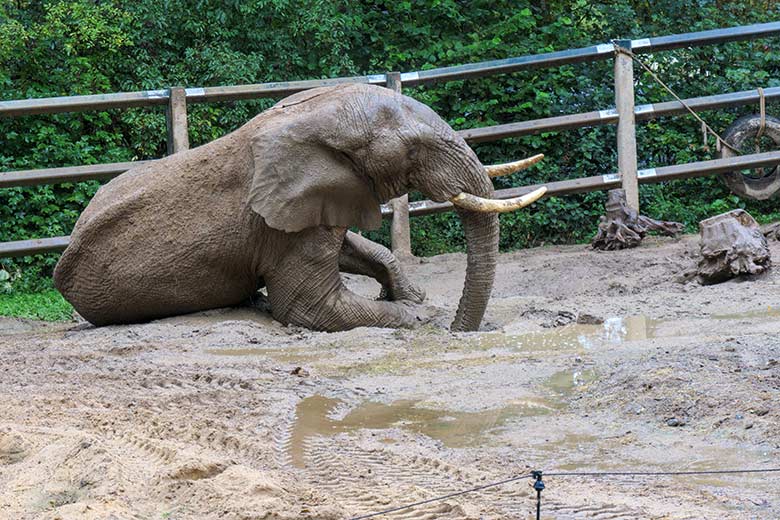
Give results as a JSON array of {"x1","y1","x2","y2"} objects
[
  {"x1": 378, "y1": 270, "x2": 425, "y2": 304},
  {"x1": 339, "y1": 231, "x2": 425, "y2": 304},
  {"x1": 397, "y1": 300, "x2": 444, "y2": 327}
]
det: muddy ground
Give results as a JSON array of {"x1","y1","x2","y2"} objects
[{"x1": 1, "y1": 234, "x2": 779, "y2": 519}]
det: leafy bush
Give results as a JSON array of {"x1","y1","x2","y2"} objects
[
  {"x1": 0, "y1": 290, "x2": 74, "y2": 321},
  {"x1": 2, "y1": 0, "x2": 780, "y2": 288}
]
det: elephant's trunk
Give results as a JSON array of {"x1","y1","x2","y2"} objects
[
  {"x1": 450, "y1": 207, "x2": 499, "y2": 332},
  {"x1": 445, "y1": 154, "x2": 500, "y2": 332},
  {"x1": 415, "y1": 136, "x2": 544, "y2": 332}
]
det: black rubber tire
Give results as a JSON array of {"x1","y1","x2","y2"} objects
[{"x1": 718, "y1": 113, "x2": 780, "y2": 200}]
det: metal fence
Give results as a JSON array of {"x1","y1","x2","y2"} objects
[{"x1": 2, "y1": 21, "x2": 780, "y2": 258}]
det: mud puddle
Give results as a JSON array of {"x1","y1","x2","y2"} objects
[
  {"x1": 289, "y1": 396, "x2": 553, "y2": 467},
  {"x1": 289, "y1": 367, "x2": 597, "y2": 468},
  {"x1": 545, "y1": 368, "x2": 598, "y2": 393},
  {"x1": 461, "y1": 315, "x2": 661, "y2": 353},
  {"x1": 204, "y1": 309, "x2": 766, "y2": 369},
  {"x1": 485, "y1": 308, "x2": 777, "y2": 353},
  {"x1": 712, "y1": 305, "x2": 780, "y2": 320}
]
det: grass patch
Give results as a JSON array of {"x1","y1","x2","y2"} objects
[{"x1": 0, "y1": 290, "x2": 74, "y2": 321}]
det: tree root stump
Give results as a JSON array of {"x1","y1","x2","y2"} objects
[
  {"x1": 762, "y1": 221, "x2": 780, "y2": 241},
  {"x1": 592, "y1": 189, "x2": 683, "y2": 250},
  {"x1": 698, "y1": 209, "x2": 771, "y2": 284}
]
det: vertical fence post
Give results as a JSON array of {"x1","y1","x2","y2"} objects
[
  {"x1": 166, "y1": 87, "x2": 190, "y2": 154},
  {"x1": 614, "y1": 40, "x2": 639, "y2": 211},
  {"x1": 385, "y1": 72, "x2": 413, "y2": 259}
]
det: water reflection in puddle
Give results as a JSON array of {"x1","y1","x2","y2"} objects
[
  {"x1": 712, "y1": 306, "x2": 780, "y2": 320},
  {"x1": 472, "y1": 315, "x2": 661, "y2": 353},
  {"x1": 602, "y1": 315, "x2": 661, "y2": 343},
  {"x1": 207, "y1": 308, "x2": 776, "y2": 363},
  {"x1": 289, "y1": 366, "x2": 596, "y2": 468},
  {"x1": 545, "y1": 369, "x2": 598, "y2": 393},
  {"x1": 463, "y1": 327, "x2": 596, "y2": 352},
  {"x1": 289, "y1": 395, "x2": 556, "y2": 468},
  {"x1": 496, "y1": 307, "x2": 778, "y2": 353}
]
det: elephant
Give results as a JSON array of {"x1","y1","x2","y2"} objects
[{"x1": 53, "y1": 83, "x2": 546, "y2": 332}]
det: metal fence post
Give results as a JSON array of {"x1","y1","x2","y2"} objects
[
  {"x1": 614, "y1": 40, "x2": 639, "y2": 211},
  {"x1": 385, "y1": 72, "x2": 413, "y2": 258},
  {"x1": 166, "y1": 87, "x2": 190, "y2": 154}
]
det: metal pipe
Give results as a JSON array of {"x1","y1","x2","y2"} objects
[
  {"x1": 0, "y1": 161, "x2": 154, "y2": 188},
  {"x1": 0, "y1": 90, "x2": 169, "y2": 117},
  {"x1": 459, "y1": 86, "x2": 780, "y2": 143}
]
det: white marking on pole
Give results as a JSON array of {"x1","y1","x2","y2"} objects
[
  {"x1": 599, "y1": 109, "x2": 618, "y2": 119},
  {"x1": 635, "y1": 104, "x2": 654, "y2": 114},
  {"x1": 596, "y1": 43, "x2": 614, "y2": 54},
  {"x1": 603, "y1": 173, "x2": 620, "y2": 183},
  {"x1": 144, "y1": 90, "x2": 168, "y2": 99},
  {"x1": 638, "y1": 168, "x2": 657, "y2": 178},
  {"x1": 184, "y1": 87, "x2": 206, "y2": 97},
  {"x1": 400, "y1": 71, "x2": 420, "y2": 82},
  {"x1": 631, "y1": 38, "x2": 651, "y2": 50}
]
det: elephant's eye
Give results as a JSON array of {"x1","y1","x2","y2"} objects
[{"x1": 406, "y1": 146, "x2": 419, "y2": 162}]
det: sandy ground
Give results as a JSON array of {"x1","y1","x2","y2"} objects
[{"x1": 1, "y1": 234, "x2": 779, "y2": 519}]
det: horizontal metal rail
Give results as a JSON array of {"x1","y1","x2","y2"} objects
[
  {"x1": 633, "y1": 21, "x2": 780, "y2": 53},
  {"x1": 460, "y1": 86, "x2": 780, "y2": 143},
  {"x1": 3, "y1": 150, "x2": 777, "y2": 258},
  {"x1": 2, "y1": 23, "x2": 778, "y2": 117},
  {"x1": 3, "y1": 86, "x2": 776, "y2": 188},
  {"x1": 379, "y1": 150, "x2": 780, "y2": 217},
  {"x1": 0, "y1": 90, "x2": 169, "y2": 117},
  {"x1": 185, "y1": 75, "x2": 387, "y2": 103},
  {"x1": 401, "y1": 21, "x2": 780, "y2": 85},
  {"x1": 0, "y1": 161, "x2": 154, "y2": 188},
  {"x1": 0, "y1": 236, "x2": 71, "y2": 258}
]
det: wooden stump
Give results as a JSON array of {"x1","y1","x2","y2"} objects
[
  {"x1": 698, "y1": 209, "x2": 771, "y2": 284},
  {"x1": 592, "y1": 189, "x2": 683, "y2": 250},
  {"x1": 763, "y1": 221, "x2": 780, "y2": 241}
]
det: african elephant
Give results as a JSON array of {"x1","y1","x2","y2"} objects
[{"x1": 53, "y1": 84, "x2": 546, "y2": 332}]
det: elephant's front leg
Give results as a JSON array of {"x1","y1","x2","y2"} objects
[
  {"x1": 339, "y1": 231, "x2": 425, "y2": 303},
  {"x1": 264, "y1": 227, "x2": 428, "y2": 332}
]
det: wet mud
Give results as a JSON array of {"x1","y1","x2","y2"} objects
[{"x1": 1, "y1": 234, "x2": 779, "y2": 519}]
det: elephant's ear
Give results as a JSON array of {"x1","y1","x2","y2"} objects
[{"x1": 248, "y1": 116, "x2": 382, "y2": 234}]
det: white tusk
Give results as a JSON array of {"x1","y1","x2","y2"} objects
[
  {"x1": 450, "y1": 186, "x2": 548, "y2": 213},
  {"x1": 485, "y1": 154, "x2": 544, "y2": 178}
]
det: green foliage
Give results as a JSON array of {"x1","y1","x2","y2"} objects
[
  {"x1": 0, "y1": 290, "x2": 74, "y2": 321},
  {"x1": 2, "y1": 0, "x2": 780, "y2": 288}
]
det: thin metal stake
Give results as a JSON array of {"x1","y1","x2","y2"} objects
[{"x1": 532, "y1": 470, "x2": 545, "y2": 520}]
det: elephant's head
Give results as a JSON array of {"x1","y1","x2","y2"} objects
[{"x1": 249, "y1": 84, "x2": 545, "y2": 331}]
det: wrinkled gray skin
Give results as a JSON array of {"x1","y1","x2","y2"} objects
[{"x1": 54, "y1": 84, "x2": 498, "y2": 332}]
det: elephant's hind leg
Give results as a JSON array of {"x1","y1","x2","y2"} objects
[
  {"x1": 338, "y1": 231, "x2": 425, "y2": 303},
  {"x1": 265, "y1": 227, "x2": 427, "y2": 332}
]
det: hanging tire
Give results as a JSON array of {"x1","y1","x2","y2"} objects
[{"x1": 718, "y1": 114, "x2": 780, "y2": 200}]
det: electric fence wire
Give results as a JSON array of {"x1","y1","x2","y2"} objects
[
  {"x1": 347, "y1": 466, "x2": 780, "y2": 520},
  {"x1": 347, "y1": 472, "x2": 534, "y2": 520}
]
